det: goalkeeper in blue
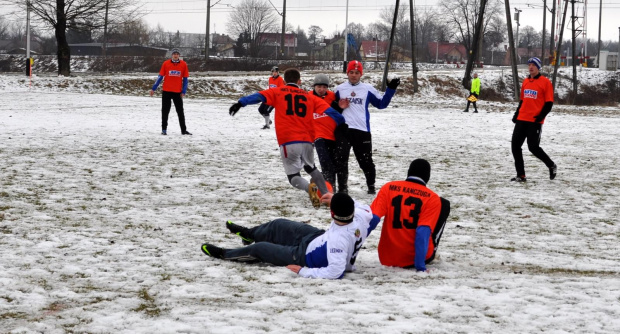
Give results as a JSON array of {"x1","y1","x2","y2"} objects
[{"x1": 201, "y1": 193, "x2": 380, "y2": 279}]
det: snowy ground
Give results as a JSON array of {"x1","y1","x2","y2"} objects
[{"x1": 0, "y1": 71, "x2": 619, "y2": 333}]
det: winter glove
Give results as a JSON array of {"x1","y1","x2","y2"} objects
[
  {"x1": 229, "y1": 102, "x2": 243, "y2": 116},
  {"x1": 534, "y1": 114, "x2": 546, "y2": 123},
  {"x1": 387, "y1": 78, "x2": 401, "y2": 90},
  {"x1": 472, "y1": 92, "x2": 479, "y2": 98},
  {"x1": 512, "y1": 111, "x2": 519, "y2": 123}
]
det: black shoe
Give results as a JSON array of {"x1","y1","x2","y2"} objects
[
  {"x1": 226, "y1": 220, "x2": 254, "y2": 245},
  {"x1": 161, "y1": 130, "x2": 167, "y2": 135},
  {"x1": 463, "y1": 109, "x2": 469, "y2": 112},
  {"x1": 549, "y1": 163, "x2": 557, "y2": 180},
  {"x1": 182, "y1": 131, "x2": 192, "y2": 135},
  {"x1": 473, "y1": 110, "x2": 478, "y2": 113},
  {"x1": 261, "y1": 124, "x2": 270, "y2": 129},
  {"x1": 201, "y1": 243, "x2": 224, "y2": 259},
  {"x1": 367, "y1": 185, "x2": 376, "y2": 194},
  {"x1": 510, "y1": 175, "x2": 527, "y2": 182}
]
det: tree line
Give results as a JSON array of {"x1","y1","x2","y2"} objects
[{"x1": 1, "y1": 0, "x2": 617, "y2": 75}]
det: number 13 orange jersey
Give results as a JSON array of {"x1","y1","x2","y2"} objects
[{"x1": 370, "y1": 180, "x2": 442, "y2": 267}]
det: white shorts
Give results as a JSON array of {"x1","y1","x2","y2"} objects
[{"x1": 280, "y1": 142, "x2": 316, "y2": 175}]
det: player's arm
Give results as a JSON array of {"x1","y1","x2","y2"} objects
[
  {"x1": 297, "y1": 241, "x2": 348, "y2": 279},
  {"x1": 230, "y1": 92, "x2": 268, "y2": 116},
  {"x1": 152, "y1": 75, "x2": 163, "y2": 92},
  {"x1": 414, "y1": 226, "x2": 431, "y2": 272},
  {"x1": 182, "y1": 77, "x2": 188, "y2": 95},
  {"x1": 535, "y1": 101, "x2": 554, "y2": 123},
  {"x1": 368, "y1": 86, "x2": 396, "y2": 109}
]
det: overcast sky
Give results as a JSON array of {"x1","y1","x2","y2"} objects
[
  {"x1": 1, "y1": 0, "x2": 619, "y2": 43},
  {"x1": 139, "y1": 0, "x2": 620, "y2": 42}
]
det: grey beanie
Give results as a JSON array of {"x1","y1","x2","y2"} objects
[
  {"x1": 171, "y1": 48, "x2": 180, "y2": 55},
  {"x1": 313, "y1": 74, "x2": 330, "y2": 86}
]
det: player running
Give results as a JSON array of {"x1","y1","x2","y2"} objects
[
  {"x1": 229, "y1": 68, "x2": 345, "y2": 209},
  {"x1": 258, "y1": 66, "x2": 285, "y2": 129}
]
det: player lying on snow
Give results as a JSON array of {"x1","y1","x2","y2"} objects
[
  {"x1": 228, "y1": 68, "x2": 346, "y2": 209},
  {"x1": 201, "y1": 193, "x2": 379, "y2": 279}
]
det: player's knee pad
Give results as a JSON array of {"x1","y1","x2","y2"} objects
[
  {"x1": 287, "y1": 173, "x2": 301, "y2": 183},
  {"x1": 303, "y1": 165, "x2": 316, "y2": 174}
]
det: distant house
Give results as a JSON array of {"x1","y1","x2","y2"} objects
[
  {"x1": 501, "y1": 46, "x2": 543, "y2": 65},
  {"x1": 70, "y1": 43, "x2": 168, "y2": 57},
  {"x1": 360, "y1": 40, "x2": 388, "y2": 61},
  {"x1": 258, "y1": 33, "x2": 297, "y2": 57},
  {"x1": 428, "y1": 42, "x2": 468, "y2": 63}
]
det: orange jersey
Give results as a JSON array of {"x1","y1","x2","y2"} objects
[
  {"x1": 159, "y1": 60, "x2": 189, "y2": 93},
  {"x1": 269, "y1": 75, "x2": 285, "y2": 89},
  {"x1": 310, "y1": 90, "x2": 337, "y2": 141},
  {"x1": 370, "y1": 179, "x2": 442, "y2": 267},
  {"x1": 260, "y1": 84, "x2": 331, "y2": 146},
  {"x1": 518, "y1": 74, "x2": 553, "y2": 123}
]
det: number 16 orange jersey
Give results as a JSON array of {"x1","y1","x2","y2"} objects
[
  {"x1": 370, "y1": 179, "x2": 442, "y2": 267},
  {"x1": 260, "y1": 84, "x2": 332, "y2": 146}
]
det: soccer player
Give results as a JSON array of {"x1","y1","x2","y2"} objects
[
  {"x1": 229, "y1": 68, "x2": 345, "y2": 209},
  {"x1": 201, "y1": 192, "x2": 380, "y2": 279},
  {"x1": 258, "y1": 66, "x2": 285, "y2": 129},
  {"x1": 308, "y1": 73, "x2": 347, "y2": 193},
  {"x1": 510, "y1": 57, "x2": 557, "y2": 182},
  {"x1": 150, "y1": 48, "x2": 192, "y2": 135},
  {"x1": 370, "y1": 159, "x2": 451, "y2": 272},
  {"x1": 334, "y1": 60, "x2": 400, "y2": 194}
]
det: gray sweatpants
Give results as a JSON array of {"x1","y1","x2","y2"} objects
[{"x1": 223, "y1": 219, "x2": 325, "y2": 266}]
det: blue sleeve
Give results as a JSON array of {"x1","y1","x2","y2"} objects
[
  {"x1": 152, "y1": 75, "x2": 164, "y2": 91},
  {"x1": 368, "y1": 87, "x2": 396, "y2": 109},
  {"x1": 334, "y1": 90, "x2": 340, "y2": 101},
  {"x1": 324, "y1": 107, "x2": 345, "y2": 126},
  {"x1": 367, "y1": 214, "x2": 381, "y2": 235},
  {"x1": 239, "y1": 93, "x2": 266, "y2": 107},
  {"x1": 182, "y1": 77, "x2": 188, "y2": 95},
  {"x1": 414, "y1": 226, "x2": 431, "y2": 272}
]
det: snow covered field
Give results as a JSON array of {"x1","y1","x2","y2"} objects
[{"x1": 0, "y1": 71, "x2": 619, "y2": 333}]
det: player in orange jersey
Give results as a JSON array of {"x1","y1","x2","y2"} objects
[
  {"x1": 229, "y1": 68, "x2": 345, "y2": 209},
  {"x1": 370, "y1": 159, "x2": 450, "y2": 272},
  {"x1": 258, "y1": 66, "x2": 285, "y2": 129},
  {"x1": 510, "y1": 57, "x2": 557, "y2": 182},
  {"x1": 150, "y1": 48, "x2": 192, "y2": 135},
  {"x1": 307, "y1": 73, "x2": 347, "y2": 194}
]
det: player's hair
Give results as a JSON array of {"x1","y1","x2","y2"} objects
[{"x1": 284, "y1": 68, "x2": 301, "y2": 84}]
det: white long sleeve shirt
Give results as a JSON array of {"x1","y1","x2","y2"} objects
[
  {"x1": 334, "y1": 81, "x2": 396, "y2": 132},
  {"x1": 298, "y1": 201, "x2": 380, "y2": 279}
]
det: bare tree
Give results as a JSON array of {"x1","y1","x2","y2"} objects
[
  {"x1": 0, "y1": 16, "x2": 10, "y2": 39},
  {"x1": 518, "y1": 25, "x2": 542, "y2": 50},
  {"x1": 439, "y1": 0, "x2": 503, "y2": 50},
  {"x1": 107, "y1": 19, "x2": 150, "y2": 46},
  {"x1": 308, "y1": 25, "x2": 323, "y2": 46},
  {"x1": 1, "y1": 0, "x2": 142, "y2": 76},
  {"x1": 379, "y1": 4, "x2": 410, "y2": 48},
  {"x1": 226, "y1": 0, "x2": 279, "y2": 58}
]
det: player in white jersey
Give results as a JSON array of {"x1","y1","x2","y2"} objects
[
  {"x1": 201, "y1": 193, "x2": 380, "y2": 279},
  {"x1": 334, "y1": 61, "x2": 400, "y2": 194}
]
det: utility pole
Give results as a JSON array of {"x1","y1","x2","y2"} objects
[
  {"x1": 382, "y1": 0, "x2": 400, "y2": 91},
  {"x1": 409, "y1": 0, "x2": 418, "y2": 93},
  {"x1": 280, "y1": 0, "x2": 286, "y2": 59},
  {"x1": 542, "y1": 0, "x2": 546, "y2": 65},
  {"x1": 515, "y1": 7, "x2": 522, "y2": 53},
  {"x1": 571, "y1": 0, "x2": 577, "y2": 96},
  {"x1": 553, "y1": 0, "x2": 569, "y2": 90},
  {"x1": 25, "y1": 0, "x2": 31, "y2": 76},
  {"x1": 205, "y1": 0, "x2": 211, "y2": 61},
  {"x1": 102, "y1": 0, "x2": 109, "y2": 59},
  {"x1": 596, "y1": 0, "x2": 602, "y2": 67},
  {"x1": 343, "y1": 0, "x2": 349, "y2": 73},
  {"x1": 505, "y1": 1, "x2": 520, "y2": 101},
  {"x1": 463, "y1": 0, "x2": 487, "y2": 90},
  {"x1": 550, "y1": 0, "x2": 556, "y2": 64}
]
